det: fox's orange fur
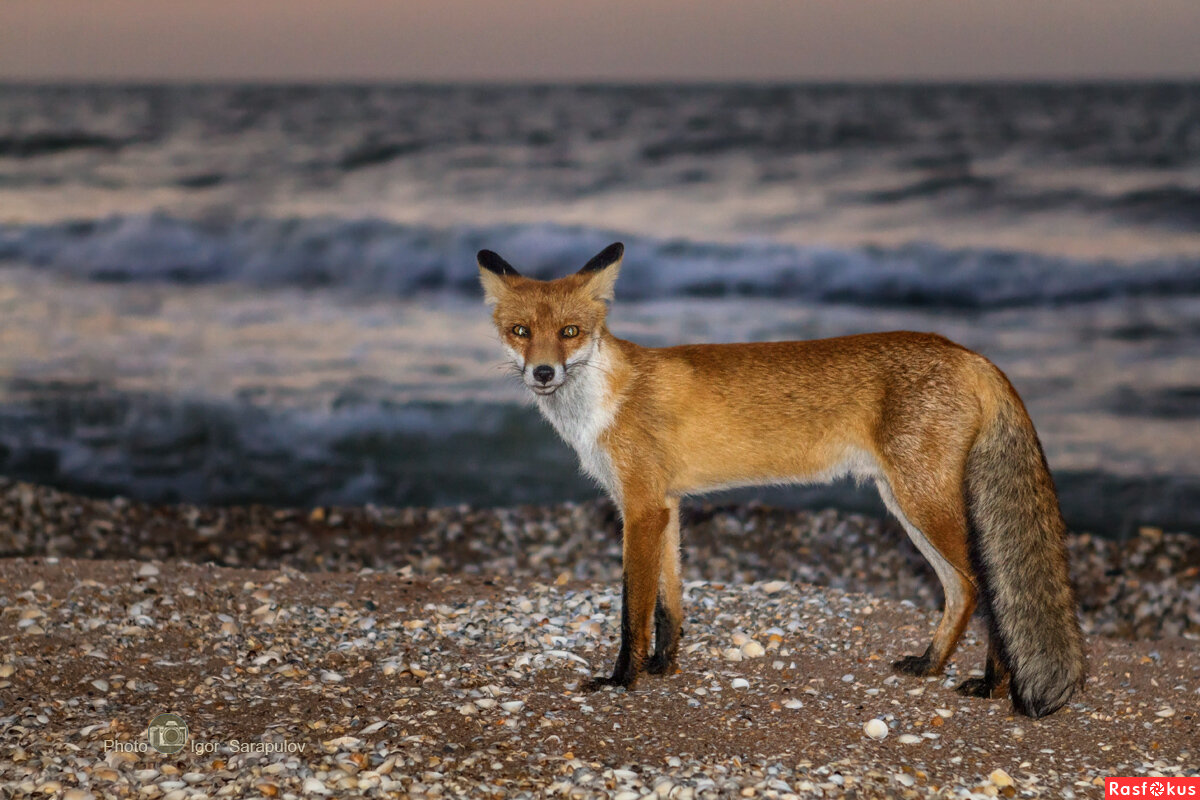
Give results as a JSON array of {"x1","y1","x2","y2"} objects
[{"x1": 479, "y1": 243, "x2": 1087, "y2": 718}]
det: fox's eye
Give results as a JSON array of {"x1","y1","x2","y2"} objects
[
  {"x1": 561, "y1": 325, "x2": 579, "y2": 338},
  {"x1": 511, "y1": 324, "x2": 530, "y2": 337}
]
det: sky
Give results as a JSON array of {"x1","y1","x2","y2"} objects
[{"x1": 2, "y1": 0, "x2": 1199, "y2": 83}]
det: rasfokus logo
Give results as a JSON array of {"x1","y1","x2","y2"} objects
[{"x1": 1106, "y1": 778, "x2": 1200, "y2": 798}]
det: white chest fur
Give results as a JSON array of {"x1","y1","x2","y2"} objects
[{"x1": 534, "y1": 342, "x2": 621, "y2": 502}]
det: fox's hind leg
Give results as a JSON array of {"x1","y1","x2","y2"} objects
[
  {"x1": 875, "y1": 474, "x2": 978, "y2": 677},
  {"x1": 647, "y1": 499, "x2": 683, "y2": 675}
]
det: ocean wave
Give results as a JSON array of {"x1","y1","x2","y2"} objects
[
  {"x1": 2, "y1": 214, "x2": 1200, "y2": 308},
  {"x1": 857, "y1": 173, "x2": 999, "y2": 204},
  {"x1": 1, "y1": 384, "x2": 1197, "y2": 535},
  {"x1": 0, "y1": 386, "x2": 587, "y2": 509},
  {"x1": 0, "y1": 131, "x2": 127, "y2": 158},
  {"x1": 855, "y1": 175, "x2": 1200, "y2": 230},
  {"x1": 1105, "y1": 185, "x2": 1200, "y2": 228}
]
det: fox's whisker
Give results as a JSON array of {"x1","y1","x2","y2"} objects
[{"x1": 565, "y1": 358, "x2": 615, "y2": 380}]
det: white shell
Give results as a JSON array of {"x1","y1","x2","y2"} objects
[{"x1": 863, "y1": 718, "x2": 888, "y2": 740}]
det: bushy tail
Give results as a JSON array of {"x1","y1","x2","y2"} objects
[{"x1": 965, "y1": 381, "x2": 1087, "y2": 718}]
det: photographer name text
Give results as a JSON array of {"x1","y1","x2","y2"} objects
[{"x1": 102, "y1": 739, "x2": 307, "y2": 754}]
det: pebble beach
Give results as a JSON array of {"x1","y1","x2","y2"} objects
[{"x1": 1, "y1": 478, "x2": 1198, "y2": 798}]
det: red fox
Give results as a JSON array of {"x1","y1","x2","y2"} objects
[{"x1": 478, "y1": 242, "x2": 1086, "y2": 718}]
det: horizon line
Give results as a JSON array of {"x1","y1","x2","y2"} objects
[{"x1": 2, "y1": 74, "x2": 1199, "y2": 88}]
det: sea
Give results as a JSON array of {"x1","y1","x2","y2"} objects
[{"x1": 1, "y1": 83, "x2": 1198, "y2": 536}]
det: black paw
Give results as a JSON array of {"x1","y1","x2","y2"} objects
[
  {"x1": 955, "y1": 677, "x2": 1000, "y2": 698},
  {"x1": 583, "y1": 675, "x2": 632, "y2": 692},
  {"x1": 644, "y1": 654, "x2": 677, "y2": 675},
  {"x1": 892, "y1": 654, "x2": 935, "y2": 677}
]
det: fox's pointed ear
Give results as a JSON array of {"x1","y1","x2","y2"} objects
[
  {"x1": 576, "y1": 242, "x2": 623, "y2": 302},
  {"x1": 478, "y1": 249, "x2": 520, "y2": 305}
]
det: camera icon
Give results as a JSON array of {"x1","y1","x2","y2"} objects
[{"x1": 147, "y1": 713, "x2": 188, "y2": 754}]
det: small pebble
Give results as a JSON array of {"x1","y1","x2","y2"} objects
[
  {"x1": 302, "y1": 777, "x2": 330, "y2": 795},
  {"x1": 990, "y1": 769, "x2": 1014, "y2": 788}
]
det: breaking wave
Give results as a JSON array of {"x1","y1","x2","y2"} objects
[{"x1": 3, "y1": 214, "x2": 1199, "y2": 308}]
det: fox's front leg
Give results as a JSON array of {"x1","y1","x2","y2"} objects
[
  {"x1": 586, "y1": 504, "x2": 669, "y2": 690},
  {"x1": 646, "y1": 499, "x2": 683, "y2": 675}
]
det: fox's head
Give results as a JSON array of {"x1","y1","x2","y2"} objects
[{"x1": 478, "y1": 242, "x2": 623, "y2": 397}]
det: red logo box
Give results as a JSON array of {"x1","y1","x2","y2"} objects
[{"x1": 1106, "y1": 778, "x2": 1200, "y2": 798}]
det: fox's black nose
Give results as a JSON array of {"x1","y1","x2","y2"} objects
[{"x1": 532, "y1": 365, "x2": 555, "y2": 384}]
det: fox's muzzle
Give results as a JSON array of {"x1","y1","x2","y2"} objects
[{"x1": 527, "y1": 363, "x2": 564, "y2": 395}]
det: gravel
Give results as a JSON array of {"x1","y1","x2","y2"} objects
[
  {"x1": 1, "y1": 479, "x2": 1197, "y2": 642},
  {"x1": 1, "y1": 479, "x2": 1198, "y2": 798}
]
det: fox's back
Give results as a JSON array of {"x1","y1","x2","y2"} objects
[
  {"x1": 646, "y1": 330, "x2": 970, "y2": 379},
  {"x1": 627, "y1": 330, "x2": 983, "y2": 417},
  {"x1": 610, "y1": 331, "x2": 990, "y2": 494}
]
